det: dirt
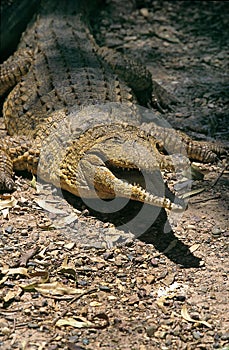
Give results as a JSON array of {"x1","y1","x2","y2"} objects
[{"x1": 0, "y1": 1, "x2": 229, "y2": 349}]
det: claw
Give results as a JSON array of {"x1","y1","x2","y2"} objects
[{"x1": 0, "y1": 175, "x2": 16, "y2": 192}]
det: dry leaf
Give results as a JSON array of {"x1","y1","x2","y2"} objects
[
  {"x1": 62, "y1": 214, "x2": 78, "y2": 226},
  {"x1": 1, "y1": 208, "x2": 9, "y2": 219},
  {"x1": 181, "y1": 188, "x2": 205, "y2": 199},
  {"x1": 3, "y1": 286, "x2": 22, "y2": 302},
  {"x1": 0, "y1": 196, "x2": 17, "y2": 210},
  {"x1": 56, "y1": 316, "x2": 94, "y2": 328},
  {"x1": 89, "y1": 301, "x2": 102, "y2": 307},
  {"x1": 0, "y1": 275, "x2": 9, "y2": 285},
  {"x1": 28, "y1": 270, "x2": 49, "y2": 284},
  {"x1": 156, "y1": 296, "x2": 167, "y2": 313},
  {"x1": 19, "y1": 247, "x2": 39, "y2": 266},
  {"x1": 30, "y1": 175, "x2": 37, "y2": 189},
  {"x1": 22, "y1": 281, "x2": 82, "y2": 296},
  {"x1": 181, "y1": 305, "x2": 212, "y2": 328},
  {"x1": 59, "y1": 256, "x2": 77, "y2": 279},
  {"x1": 34, "y1": 199, "x2": 66, "y2": 214},
  {"x1": 64, "y1": 242, "x2": 75, "y2": 250},
  {"x1": 163, "y1": 273, "x2": 176, "y2": 286},
  {"x1": 36, "y1": 246, "x2": 48, "y2": 259},
  {"x1": 1, "y1": 267, "x2": 29, "y2": 277},
  {"x1": 189, "y1": 244, "x2": 200, "y2": 253}
]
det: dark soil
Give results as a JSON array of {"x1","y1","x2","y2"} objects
[{"x1": 0, "y1": 1, "x2": 228, "y2": 349}]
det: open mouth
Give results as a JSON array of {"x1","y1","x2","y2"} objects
[{"x1": 100, "y1": 164, "x2": 187, "y2": 212}]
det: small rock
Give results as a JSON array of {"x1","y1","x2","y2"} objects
[
  {"x1": 193, "y1": 330, "x2": 202, "y2": 339},
  {"x1": 139, "y1": 8, "x2": 149, "y2": 18},
  {"x1": 124, "y1": 36, "x2": 138, "y2": 41},
  {"x1": 117, "y1": 273, "x2": 127, "y2": 278},
  {"x1": 208, "y1": 103, "x2": 214, "y2": 108},
  {"x1": 99, "y1": 285, "x2": 111, "y2": 292},
  {"x1": 146, "y1": 275, "x2": 155, "y2": 284},
  {"x1": 176, "y1": 295, "x2": 186, "y2": 302},
  {"x1": 115, "y1": 256, "x2": 123, "y2": 267},
  {"x1": 1, "y1": 327, "x2": 10, "y2": 335},
  {"x1": 78, "y1": 280, "x2": 88, "y2": 286},
  {"x1": 82, "y1": 338, "x2": 89, "y2": 345},
  {"x1": 154, "y1": 330, "x2": 167, "y2": 339},
  {"x1": 187, "y1": 224, "x2": 196, "y2": 230},
  {"x1": 146, "y1": 324, "x2": 158, "y2": 337},
  {"x1": 128, "y1": 294, "x2": 139, "y2": 305},
  {"x1": 21, "y1": 229, "x2": 28, "y2": 236},
  {"x1": 173, "y1": 325, "x2": 181, "y2": 336},
  {"x1": 68, "y1": 335, "x2": 79, "y2": 342},
  {"x1": 64, "y1": 242, "x2": 75, "y2": 250},
  {"x1": 165, "y1": 335, "x2": 172, "y2": 346},
  {"x1": 4, "y1": 226, "x2": 13, "y2": 234},
  {"x1": 103, "y1": 252, "x2": 113, "y2": 260},
  {"x1": 28, "y1": 322, "x2": 39, "y2": 329},
  {"x1": 190, "y1": 312, "x2": 200, "y2": 320},
  {"x1": 212, "y1": 227, "x2": 222, "y2": 236},
  {"x1": 221, "y1": 332, "x2": 229, "y2": 341},
  {"x1": 150, "y1": 258, "x2": 159, "y2": 267}
]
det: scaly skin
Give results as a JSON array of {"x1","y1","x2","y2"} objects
[{"x1": 0, "y1": 0, "x2": 226, "y2": 212}]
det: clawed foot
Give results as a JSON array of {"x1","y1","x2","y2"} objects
[
  {"x1": 151, "y1": 80, "x2": 180, "y2": 113},
  {"x1": 0, "y1": 173, "x2": 16, "y2": 192}
]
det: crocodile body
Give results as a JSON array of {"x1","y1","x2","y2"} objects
[{"x1": 0, "y1": 0, "x2": 225, "y2": 212}]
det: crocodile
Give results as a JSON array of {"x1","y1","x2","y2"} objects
[{"x1": 0, "y1": 0, "x2": 225, "y2": 212}]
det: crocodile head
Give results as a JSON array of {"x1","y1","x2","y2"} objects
[{"x1": 56, "y1": 123, "x2": 188, "y2": 212}]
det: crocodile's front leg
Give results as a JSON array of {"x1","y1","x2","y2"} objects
[
  {"x1": 97, "y1": 46, "x2": 179, "y2": 110},
  {"x1": 0, "y1": 135, "x2": 38, "y2": 190},
  {"x1": 141, "y1": 122, "x2": 227, "y2": 163},
  {"x1": 0, "y1": 148, "x2": 15, "y2": 190}
]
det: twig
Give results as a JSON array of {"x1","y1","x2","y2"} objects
[
  {"x1": 52, "y1": 288, "x2": 97, "y2": 325},
  {"x1": 190, "y1": 194, "x2": 221, "y2": 204},
  {"x1": 211, "y1": 163, "x2": 228, "y2": 187}
]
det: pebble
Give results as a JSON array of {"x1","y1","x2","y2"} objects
[
  {"x1": 139, "y1": 8, "x2": 149, "y2": 18},
  {"x1": 221, "y1": 332, "x2": 229, "y2": 341},
  {"x1": 116, "y1": 273, "x2": 127, "y2": 278},
  {"x1": 150, "y1": 258, "x2": 159, "y2": 267},
  {"x1": 154, "y1": 330, "x2": 167, "y2": 339},
  {"x1": 208, "y1": 103, "x2": 215, "y2": 108},
  {"x1": 172, "y1": 325, "x2": 181, "y2": 336},
  {"x1": 176, "y1": 295, "x2": 186, "y2": 302},
  {"x1": 211, "y1": 227, "x2": 222, "y2": 236},
  {"x1": 21, "y1": 229, "x2": 28, "y2": 236},
  {"x1": 78, "y1": 280, "x2": 88, "y2": 286},
  {"x1": 146, "y1": 324, "x2": 158, "y2": 337},
  {"x1": 82, "y1": 338, "x2": 90, "y2": 345},
  {"x1": 190, "y1": 312, "x2": 200, "y2": 320},
  {"x1": 103, "y1": 252, "x2": 114, "y2": 260},
  {"x1": 146, "y1": 275, "x2": 155, "y2": 284},
  {"x1": 68, "y1": 335, "x2": 79, "y2": 342},
  {"x1": 193, "y1": 330, "x2": 202, "y2": 339},
  {"x1": 28, "y1": 322, "x2": 39, "y2": 329},
  {"x1": 165, "y1": 335, "x2": 172, "y2": 346},
  {"x1": 4, "y1": 226, "x2": 13, "y2": 234},
  {"x1": 1, "y1": 327, "x2": 10, "y2": 335},
  {"x1": 124, "y1": 36, "x2": 138, "y2": 41},
  {"x1": 99, "y1": 285, "x2": 111, "y2": 292}
]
